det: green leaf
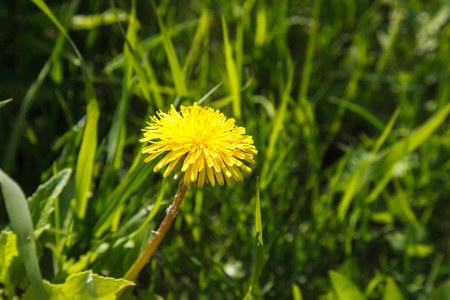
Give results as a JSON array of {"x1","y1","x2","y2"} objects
[
  {"x1": 27, "y1": 169, "x2": 72, "y2": 234},
  {"x1": 329, "y1": 270, "x2": 366, "y2": 300},
  {"x1": 0, "y1": 169, "x2": 48, "y2": 300},
  {"x1": 429, "y1": 280, "x2": 450, "y2": 300},
  {"x1": 0, "y1": 230, "x2": 19, "y2": 285},
  {"x1": 383, "y1": 278, "x2": 404, "y2": 300},
  {"x1": 0, "y1": 98, "x2": 12, "y2": 108},
  {"x1": 22, "y1": 270, "x2": 134, "y2": 300}
]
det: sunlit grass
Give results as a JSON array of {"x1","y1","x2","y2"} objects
[{"x1": 1, "y1": 0, "x2": 450, "y2": 299}]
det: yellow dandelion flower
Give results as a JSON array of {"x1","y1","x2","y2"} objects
[{"x1": 140, "y1": 103, "x2": 257, "y2": 187}]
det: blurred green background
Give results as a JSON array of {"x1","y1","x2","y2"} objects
[{"x1": 1, "y1": 0, "x2": 450, "y2": 299}]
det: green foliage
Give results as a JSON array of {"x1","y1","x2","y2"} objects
[
  {"x1": 1, "y1": 0, "x2": 450, "y2": 299},
  {"x1": 0, "y1": 231, "x2": 19, "y2": 289},
  {"x1": 27, "y1": 169, "x2": 72, "y2": 236},
  {"x1": 429, "y1": 280, "x2": 450, "y2": 300},
  {"x1": 22, "y1": 271, "x2": 133, "y2": 300},
  {"x1": 0, "y1": 169, "x2": 48, "y2": 300},
  {"x1": 329, "y1": 271, "x2": 365, "y2": 300},
  {"x1": 383, "y1": 278, "x2": 404, "y2": 300},
  {"x1": 244, "y1": 178, "x2": 264, "y2": 299}
]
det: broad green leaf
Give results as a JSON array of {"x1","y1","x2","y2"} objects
[
  {"x1": 0, "y1": 230, "x2": 18, "y2": 285},
  {"x1": 27, "y1": 169, "x2": 72, "y2": 234},
  {"x1": 0, "y1": 98, "x2": 12, "y2": 108},
  {"x1": 22, "y1": 271, "x2": 134, "y2": 300},
  {"x1": 244, "y1": 178, "x2": 264, "y2": 299},
  {"x1": 329, "y1": 270, "x2": 365, "y2": 300},
  {"x1": 429, "y1": 280, "x2": 450, "y2": 300},
  {"x1": 383, "y1": 278, "x2": 404, "y2": 300},
  {"x1": 0, "y1": 169, "x2": 48, "y2": 300}
]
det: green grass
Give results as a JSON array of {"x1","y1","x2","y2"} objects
[{"x1": 1, "y1": 0, "x2": 450, "y2": 299}]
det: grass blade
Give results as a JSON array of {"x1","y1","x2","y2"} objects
[
  {"x1": 0, "y1": 98, "x2": 13, "y2": 109},
  {"x1": 2, "y1": 60, "x2": 51, "y2": 173},
  {"x1": 151, "y1": 0, "x2": 187, "y2": 97},
  {"x1": 260, "y1": 56, "x2": 293, "y2": 189},
  {"x1": 197, "y1": 82, "x2": 223, "y2": 106},
  {"x1": 0, "y1": 169, "x2": 48, "y2": 300},
  {"x1": 244, "y1": 177, "x2": 264, "y2": 299},
  {"x1": 330, "y1": 97, "x2": 386, "y2": 132},
  {"x1": 297, "y1": 0, "x2": 321, "y2": 103},
  {"x1": 338, "y1": 103, "x2": 450, "y2": 220},
  {"x1": 292, "y1": 284, "x2": 303, "y2": 300},
  {"x1": 375, "y1": 6, "x2": 404, "y2": 74},
  {"x1": 338, "y1": 106, "x2": 400, "y2": 220},
  {"x1": 74, "y1": 100, "x2": 99, "y2": 219},
  {"x1": 221, "y1": 15, "x2": 241, "y2": 118},
  {"x1": 94, "y1": 159, "x2": 153, "y2": 237},
  {"x1": 31, "y1": 0, "x2": 99, "y2": 220},
  {"x1": 182, "y1": 10, "x2": 209, "y2": 76},
  {"x1": 131, "y1": 181, "x2": 165, "y2": 240}
]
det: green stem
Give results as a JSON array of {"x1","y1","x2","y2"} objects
[{"x1": 120, "y1": 184, "x2": 189, "y2": 290}]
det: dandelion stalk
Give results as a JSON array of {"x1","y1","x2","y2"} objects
[
  {"x1": 122, "y1": 183, "x2": 189, "y2": 282},
  {"x1": 120, "y1": 103, "x2": 257, "y2": 296}
]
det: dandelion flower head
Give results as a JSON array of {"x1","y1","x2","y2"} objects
[{"x1": 140, "y1": 103, "x2": 257, "y2": 187}]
